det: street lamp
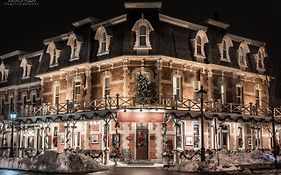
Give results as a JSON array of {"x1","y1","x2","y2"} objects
[
  {"x1": 10, "y1": 112, "x2": 17, "y2": 157},
  {"x1": 197, "y1": 85, "x2": 207, "y2": 162}
]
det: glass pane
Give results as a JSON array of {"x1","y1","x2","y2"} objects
[
  {"x1": 139, "y1": 26, "x2": 146, "y2": 35},
  {"x1": 140, "y1": 36, "x2": 146, "y2": 46}
]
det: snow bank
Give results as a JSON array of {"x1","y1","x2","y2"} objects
[
  {"x1": 169, "y1": 150, "x2": 276, "y2": 173},
  {"x1": 0, "y1": 150, "x2": 106, "y2": 173}
]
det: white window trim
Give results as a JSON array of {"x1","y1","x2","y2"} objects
[
  {"x1": 218, "y1": 35, "x2": 233, "y2": 62},
  {"x1": 255, "y1": 47, "x2": 266, "y2": 71},
  {"x1": 73, "y1": 81, "x2": 82, "y2": 102},
  {"x1": 172, "y1": 74, "x2": 182, "y2": 100},
  {"x1": 174, "y1": 122, "x2": 184, "y2": 150},
  {"x1": 193, "y1": 122, "x2": 200, "y2": 150},
  {"x1": 255, "y1": 88, "x2": 262, "y2": 107},
  {"x1": 132, "y1": 16, "x2": 154, "y2": 50},
  {"x1": 237, "y1": 42, "x2": 250, "y2": 68},
  {"x1": 95, "y1": 26, "x2": 111, "y2": 56},
  {"x1": 237, "y1": 126, "x2": 245, "y2": 150},
  {"x1": 20, "y1": 58, "x2": 32, "y2": 79},
  {"x1": 102, "y1": 71, "x2": 111, "y2": 98},
  {"x1": 46, "y1": 42, "x2": 61, "y2": 67},
  {"x1": 192, "y1": 30, "x2": 209, "y2": 59},
  {"x1": 67, "y1": 33, "x2": 83, "y2": 61},
  {"x1": 53, "y1": 82, "x2": 60, "y2": 105},
  {"x1": 0, "y1": 62, "x2": 9, "y2": 82}
]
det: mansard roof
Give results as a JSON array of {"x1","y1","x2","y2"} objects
[
  {"x1": 2, "y1": 2, "x2": 268, "y2": 80},
  {"x1": 0, "y1": 50, "x2": 41, "y2": 88}
]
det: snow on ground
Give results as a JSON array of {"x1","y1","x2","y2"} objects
[
  {"x1": 0, "y1": 150, "x2": 106, "y2": 173},
  {"x1": 169, "y1": 150, "x2": 279, "y2": 172}
]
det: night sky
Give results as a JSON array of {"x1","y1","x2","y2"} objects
[{"x1": 0, "y1": 0, "x2": 280, "y2": 96}]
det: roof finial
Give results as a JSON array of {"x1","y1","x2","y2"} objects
[{"x1": 141, "y1": 13, "x2": 144, "y2": 19}]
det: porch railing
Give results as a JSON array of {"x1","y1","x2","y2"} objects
[{"x1": 18, "y1": 95, "x2": 273, "y2": 118}]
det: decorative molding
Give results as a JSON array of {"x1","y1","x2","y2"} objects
[
  {"x1": 0, "y1": 50, "x2": 25, "y2": 60},
  {"x1": 228, "y1": 34, "x2": 265, "y2": 47},
  {"x1": 159, "y1": 14, "x2": 207, "y2": 31},
  {"x1": 72, "y1": 17, "x2": 98, "y2": 27},
  {"x1": 124, "y1": 2, "x2": 162, "y2": 9},
  {"x1": 205, "y1": 18, "x2": 230, "y2": 29},
  {"x1": 95, "y1": 26, "x2": 111, "y2": 56},
  {"x1": 91, "y1": 14, "x2": 126, "y2": 30},
  {"x1": 218, "y1": 35, "x2": 233, "y2": 62},
  {"x1": 43, "y1": 32, "x2": 72, "y2": 45}
]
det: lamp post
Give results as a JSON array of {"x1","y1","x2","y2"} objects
[
  {"x1": 10, "y1": 112, "x2": 17, "y2": 157},
  {"x1": 197, "y1": 86, "x2": 207, "y2": 162}
]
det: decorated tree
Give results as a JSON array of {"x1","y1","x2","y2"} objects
[{"x1": 134, "y1": 73, "x2": 156, "y2": 105}]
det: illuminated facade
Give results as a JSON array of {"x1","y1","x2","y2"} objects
[{"x1": 0, "y1": 2, "x2": 279, "y2": 164}]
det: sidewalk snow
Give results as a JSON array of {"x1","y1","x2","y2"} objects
[
  {"x1": 169, "y1": 150, "x2": 279, "y2": 172},
  {"x1": 0, "y1": 150, "x2": 106, "y2": 173}
]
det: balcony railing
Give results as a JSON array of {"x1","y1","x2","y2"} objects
[{"x1": 17, "y1": 95, "x2": 273, "y2": 118}]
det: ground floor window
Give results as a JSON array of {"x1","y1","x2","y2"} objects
[
  {"x1": 238, "y1": 126, "x2": 244, "y2": 149},
  {"x1": 218, "y1": 125, "x2": 229, "y2": 149},
  {"x1": 193, "y1": 124, "x2": 200, "y2": 149}
]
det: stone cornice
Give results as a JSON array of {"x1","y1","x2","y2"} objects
[
  {"x1": 0, "y1": 50, "x2": 25, "y2": 60},
  {"x1": 91, "y1": 14, "x2": 127, "y2": 30},
  {"x1": 0, "y1": 81, "x2": 41, "y2": 92},
  {"x1": 124, "y1": 2, "x2": 162, "y2": 9},
  {"x1": 228, "y1": 34, "x2": 265, "y2": 47}
]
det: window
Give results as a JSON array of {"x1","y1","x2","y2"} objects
[
  {"x1": 132, "y1": 16, "x2": 154, "y2": 51},
  {"x1": 238, "y1": 42, "x2": 249, "y2": 68},
  {"x1": 192, "y1": 30, "x2": 209, "y2": 60},
  {"x1": 0, "y1": 62, "x2": 9, "y2": 82},
  {"x1": 256, "y1": 47, "x2": 266, "y2": 71},
  {"x1": 9, "y1": 96, "x2": 14, "y2": 112},
  {"x1": 20, "y1": 58, "x2": 32, "y2": 78},
  {"x1": 47, "y1": 42, "x2": 60, "y2": 67},
  {"x1": 250, "y1": 127, "x2": 261, "y2": 150},
  {"x1": 238, "y1": 127, "x2": 244, "y2": 149},
  {"x1": 236, "y1": 85, "x2": 244, "y2": 105},
  {"x1": 104, "y1": 77, "x2": 110, "y2": 98},
  {"x1": 54, "y1": 85, "x2": 60, "y2": 105},
  {"x1": 173, "y1": 75, "x2": 182, "y2": 100},
  {"x1": 22, "y1": 95, "x2": 27, "y2": 107},
  {"x1": 73, "y1": 81, "x2": 81, "y2": 101},
  {"x1": 95, "y1": 26, "x2": 110, "y2": 56},
  {"x1": 0, "y1": 98, "x2": 4, "y2": 115},
  {"x1": 220, "y1": 84, "x2": 226, "y2": 104},
  {"x1": 218, "y1": 35, "x2": 233, "y2": 62},
  {"x1": 255, "y1": 89, "x2": 261, "y2": 107},
  {"x1": 101, "y1": 32, "x2": 107, "y2": 53},
  {"x1": 31, "y1": 93, "x2": 36, "y2": 106},
  {"x1": 67, "y1": 33, "x2": 83, "y2": 61},
  {"x1": 218, "y1": 125, "x2": 229, "y2": 149},
  {"x1": 193, "y1": 124, "x2": 200, "y2": 149},
  {"x1": 53, "y1": 126, "x2": 58, "y2": 148},
  {"x1": 175, "y1": 123, "x2": 184, "y2": 149},
  {"x1": 196, "y1": 36, "x2": 202, "y2": 55}
]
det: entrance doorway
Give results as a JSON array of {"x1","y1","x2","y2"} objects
[{"x1": 136, "y1": 123, "x2": 148, "y2": 160}]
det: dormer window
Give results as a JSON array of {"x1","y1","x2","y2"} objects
[
  {"x1": 20, "y1": 58, "x2": 32, "y2": 79},
  {"x1": 192, "y1": 30, "x2": 209, "y2": 62},
  {"x1": 0, "y1": 61, "x2": 9, "y2": 82},
  {"x1": 255, "y1": 47, "x2": 266, "y2": 72},
  {"x1": 218, "y1": 35, "x2": 233, "y2": 62},
  {"x1": 132, "y1": 15, "x2": 154, "y2": 54},
  {"x1": 67, "y1": 33, "x2": 83, "y2": 61},
  {"x1": 238, "y1": 42, "x2": 250, "y2": 69},
  {"x1": 46, "y1": 42, "x2": 61, "y2": 67},
  {"x1": 95, "y1": 26, "x2": 111, "y2": 56}
]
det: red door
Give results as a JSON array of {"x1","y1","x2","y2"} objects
[{"x1": 136, "y1": 123, "x2": 148, "y2": 160}]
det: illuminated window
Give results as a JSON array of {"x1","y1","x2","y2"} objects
[
  {"x1": 192, "y1": 30, "x2": 208, "y2": 60},
  {"x1": 175, "y1": 123, "x2": 184, "y2": 149},
  {"x1": 104, "y1": 77, "x2": 110, "y2": 97},
  {"x1": 218, "y1": 35, "x2": 233, "y2": 62},
  {"x1": 237, "y1": 42, "x2": 249, "y2": 68},
  {"x1": 196, "y1": 36, "x2": 202, "y2": 55},
  {"x1": 20, "y1": 58, "x2": 32, "y2": 78},
  {"x1": 220, "y1": 84, "x2": 226, "y2": 104},
  {"x1": 173, "y1": 75, "x2": 182, "y2": 100}
]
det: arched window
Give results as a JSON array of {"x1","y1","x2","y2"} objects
[
  {"x1": 47, "y1": 42, "x2": 60, "y2": 67},
  {"x1": 192, "y1": 30, "x2": 209, "y2": 60},
  {"x1": 67, "y1": 33, "x2": 83, "y2": 61},
  {"x1": 218, "y1": 35, "x2": 233, "y2": 62},
  {"x1": 132, "y1": 15, "x2": 154, "y2": 52},
  {"x1": 0, "y1": 61, "x2": 9, "y2": 82},
  {"x1": 237, "y1": 42, "x2": 249, "y2": 68},
  {"x1": 256, "y1": 47, "x2": 266, "y2": 71},
  {"x1": 95, "y1": 26, "x2": 111, "y2": 56}
]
